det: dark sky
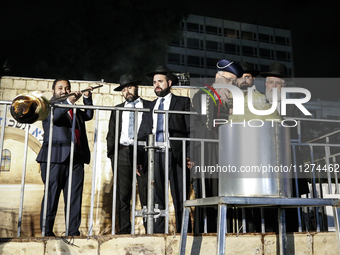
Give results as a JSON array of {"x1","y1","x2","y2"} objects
[{"x1": 1, "y1": 1, "x2": 339, "y2": 101}]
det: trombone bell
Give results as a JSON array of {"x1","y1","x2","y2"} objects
[{"x1": 10, "y1": 94, "x2": 50, "y2": 124}]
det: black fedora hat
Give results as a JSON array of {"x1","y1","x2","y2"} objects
[
  {"x1": 260, "y1": 62, "x2": 290, "y2": 78},
  {"x1": 114, "y1": 74, "x2": 141, "y2": 91},
  {"x1": 238, "y1": 61, "x2": 260, "y2": 77},
  {"x1": 146, "y1": 65, "x2": 179, "y2": 85}
]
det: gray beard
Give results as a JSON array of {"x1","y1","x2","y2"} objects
[
  {"x1": 265, "y1": 89, "x2": 281, "y2": 103},
  {"x1": 125, "y1": 93, "x2": 138, "y2": 103}
]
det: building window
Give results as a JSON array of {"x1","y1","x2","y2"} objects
[
  {"x1": 275, "y1": 36, "x2": 289, "y2": 45},
  {"x1": 169, "y1": 38, "x2": 184, "y2": 47},
  {"x1": 260, "y1": 64, "x2": 270, "y2": 72},
  {"x1": 187, "y1": 55, "x2": 203, "y2": 67},
  {"x1": 206, "y1": 25, "x2": 222, "y2": 35},
  {"x1": 167, "y1": 53, "x2": 182, "y2": 65},
  {"x1": 259, "y1": 48, "x2": 273, "y2": 59},
  {"x1": 276, "y1": 50, "x2": 291, "y2": 61},
  {"x1": 180, "y1": 21, "x2": 185, "y2": 30},
  {"x1": 241, "y1": 31, "x2": 256, "y2": 41},
  {"x1": 224, "y1": 28, "x2": 239, "y2": 38},
  {"x1": 206, "y1": 40, "x2": 220, "y2": 52},
  {"x1": 259, "y1": 33, "x2": 272, "y2": 43},
  {"x1": 187, "y1": 38, "x2": 203, "y2": 49},
  {"x1": 1, "y1": 149, "x2": 11, "y2": 171},
  {"x1": 206, "y1": 58, "x2": 218, "y2": 69},
  {"x1": 187, "y1": 22, "x2": 204, "y2": 33},
  {"x1": 190, "y1": 73, "x2": 204, "y2": 78},
  {"x1": 242, "y1": 46, "x2": 257, "y2": 57},
  {"x1": 224, "y1": 43, "x2": 240, "y2": 54}
]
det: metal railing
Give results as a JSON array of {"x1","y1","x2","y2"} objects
[
  {"x1": 0, "y1": 100, "x2": 195, "y2": 237},
  {"x1": 291, "y1": 118, "x2": 340, "y2": 233},
  {"x1": 1, "y1": 99, "x2": 340, "y2": 240}
]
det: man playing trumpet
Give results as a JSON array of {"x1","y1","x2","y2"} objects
[{"x1": 36, "y1": 78, "x2": 94, "y2": 236}]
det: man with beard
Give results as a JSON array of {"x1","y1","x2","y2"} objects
[
  {"x1": 260, "y1": 62, "x2": 309, "y2": 233},
  {"x1": 36, "y1": 79, "x2": 93, "y2": 236},
  {"x1": 191, "y1": 59, "x2": 243, "y2": 233},
  {"x1": 138, "y1": 66, "x2": 191, "y2": 233},
  {"x1": 261, "y1": 62, "x2": 288, "y2": 114},
  {"x1": 236, "y1": 61, "x2": 259, "y2": 90},
  {"x1": 106, "y1": 74, "x2": 150, "y2": 234},
  {"x1": 194, "y1": 59, "x2": 243, "y2": 128},
  {"x1": 231, "y1": 62, "x2": 263, "y2": 232}
]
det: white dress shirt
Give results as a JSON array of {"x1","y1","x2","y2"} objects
[{"x1": 120, "y1": 97, "x2": 144, "y2": 145}]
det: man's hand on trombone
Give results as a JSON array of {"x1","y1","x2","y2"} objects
[{"x1": 69, "y1": 86, "x2": 93, "y2": 104}]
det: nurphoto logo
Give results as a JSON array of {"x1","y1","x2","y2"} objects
[{"x1": 200, "y1": 84, "x2": 311, "y2": 116}]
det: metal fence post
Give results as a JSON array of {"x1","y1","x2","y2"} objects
[
  {"x1": 17, "y1": 124, "x2": 30, "y2": 237},
  {"x1": 0, "y1": 103, "x2": 9, "y2": 168},
  {"x1": 41, "y1": 106, "x2": 54, "y2": 237},
  {"x1": 147, "y1": 134, "x2": 155, "y2": 234},
  {"x1": 65, "y1": 107, "x2": 77, "y2": 236},
  {"x1": 88, "y1": 109, "x2": 99, "y2": 237}
]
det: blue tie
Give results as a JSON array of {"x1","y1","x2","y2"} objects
[
  {"x1": 156, "y1": 98, "x2": 165, "y2": 142},
  {"x1": 128, "y1": 101, "x2": 137, "y2": 139}
]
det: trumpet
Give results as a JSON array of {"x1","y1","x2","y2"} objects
[{"x1": 10, "y1": 85, "x2": 103, "y2": 124}]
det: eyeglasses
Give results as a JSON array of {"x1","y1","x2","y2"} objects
[
  {"x1": 266, "y1": 80, "x2": 285, "y2": 87},
  {"x1": 218, "y1": 74, "x2": 237, "y2": 84}
]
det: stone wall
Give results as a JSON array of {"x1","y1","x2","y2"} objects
[
  {"x1": 0, "y1": 232, "x2": 338, "y2": 255},
  {"x1": 0, "y1": 76, "x2": 190, "y2": 237}
]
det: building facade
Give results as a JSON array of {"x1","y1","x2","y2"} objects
[{"x1": 167, "y1": 14, "x2": 294, "y2": 78}]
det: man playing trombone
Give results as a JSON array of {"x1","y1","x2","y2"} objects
[{"x1": 36, "y1": 78, "x2": 94, "y2": 236}]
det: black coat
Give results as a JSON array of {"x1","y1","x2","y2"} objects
[
  {"x1": 106, "y1": 98, "x2": 151, "y2": 159},
  {"x1": 137, "y1": 94, "x2": 191, "y2": 163}
]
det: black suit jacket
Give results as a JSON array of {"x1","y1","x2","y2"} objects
[
  {"x1": 137, "y1": 94, "x2": 191, "y2": 163},
  {"x1": 36, "y1": 96, "x2": 93, "y2": 164},
  {"x1": 106, "y1": 98, "x2": 150, "y2": 159}
]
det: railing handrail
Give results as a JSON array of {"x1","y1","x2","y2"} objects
[{"x1": 1, "y1": 100, "x2": 340, "y2": 239}]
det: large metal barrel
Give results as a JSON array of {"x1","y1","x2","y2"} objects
[{"x1": 218, "y1": 121, "x2": 292, "y2": 197}]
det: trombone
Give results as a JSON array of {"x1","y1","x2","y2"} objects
[{"x1": 10, "y1": 85, "x2": 103, "y2": 124}]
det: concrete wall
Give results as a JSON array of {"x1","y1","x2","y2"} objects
[
  {"x1": 0, "y1": 232, "x2": 339, "y2": 255},
  {"x1": 0, "y1": 76, "x2": 190, "y2": 237}
]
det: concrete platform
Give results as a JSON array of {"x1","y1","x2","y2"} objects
[{"x1": 0, "y1": 232, "x2": 338, "y2": 255}]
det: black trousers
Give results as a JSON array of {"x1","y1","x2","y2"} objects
[
  {"x1": 112, "y1": 147, "x2": 147, "y2": 234},
  {"x1": 40, "y1": 161, "x2": 84, "y2": 236},
  {"x1": 153, "y1": 151, "x2": 188, "y2": 233}
]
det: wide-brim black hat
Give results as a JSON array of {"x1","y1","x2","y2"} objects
[
  {"x1": 238, "y1": 61, "x2": 260, "y2": 77},
  {"x1": 260, "y1": 62, "x2": 290, "y2": 78},
  {"x1": 146, "y1": 65, "x2": 179, "y2": 85},
  {"x1": 114, "y1": 74, "x2": 141, "y2": 91}
]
